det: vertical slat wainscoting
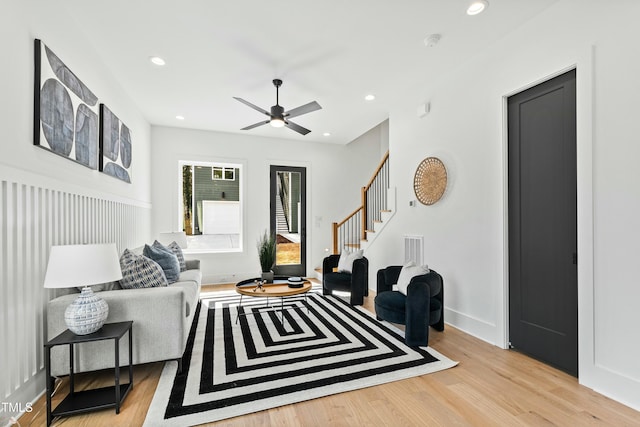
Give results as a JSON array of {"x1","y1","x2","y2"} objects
[{"x1": 0, "y1": 179, "x2": 150, "y2": 412}]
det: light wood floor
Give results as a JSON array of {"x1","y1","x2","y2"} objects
[{"x1": 20, "y1": 283, "x2": 640, "y2": 426}]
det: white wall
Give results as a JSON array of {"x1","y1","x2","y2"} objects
[
  {"x1": 150, "y1": 122, "x2": 386, "y2": 284},
  {"x1": 1, "y1": 1, "x2": 152, "y2": 204},
  {"x1": 367, "y1": 0, "x2": 640, "y2": 410},
  {"x1": 0, "y1": 0, "x2": 152, "y2": 420}
]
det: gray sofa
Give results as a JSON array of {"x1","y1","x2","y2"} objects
[{"x1": 46, "y1": 259, "x2": 201, "y2": 377}]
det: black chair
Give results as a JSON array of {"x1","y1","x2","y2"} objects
[
  {"x1": 374, "y1": 266, "x2": 444, "y2": 347},
  {"x1": 322, "y1": 254, "x2": 368, "y2": 305}
]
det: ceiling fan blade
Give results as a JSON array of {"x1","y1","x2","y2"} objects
[
  {"x1": 233, "y1": 97, "x2": 270, "y2": 116},
  {"x1": 241, "y1": 120, "x2": 270, "y2": 131},
  {"x1": 285, "y1": 101, "x2": 322, "y2": 119},
  {"x1": 285, "y1": 120, "x2": 311, "y2": 135}
]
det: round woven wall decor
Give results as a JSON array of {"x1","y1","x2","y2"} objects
[{"x1": 413, "y1": 157, "x2": 447, "y2": 205}]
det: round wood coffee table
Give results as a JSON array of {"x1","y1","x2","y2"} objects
[{"x1": 235, "y1": 277, "x2": 312, "y2": 324}]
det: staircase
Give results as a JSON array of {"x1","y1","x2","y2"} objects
[
  {"x1": 318, "y1": 151, "x2": 395, "y2": 280},
  {"x1": 275, "y1": 188, "x2": 289, "y2": 233},
  {"x1": 276, "y1": 173, "x2": 290, "y2": 233}
]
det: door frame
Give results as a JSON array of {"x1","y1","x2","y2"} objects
[
  {"x1": 269, "y1": 164, "x2": 308, "y2": 277},
  {"x1": 500, "y1": 49, "x2": 595, "y2": 381}
]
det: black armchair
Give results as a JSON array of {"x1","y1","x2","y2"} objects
[
  {"x1": 322, "y1": 254, "x2": 368, "y2": 305},
  {"x1": 374, "y1": 266, "x2": 444, "y2": 347}
]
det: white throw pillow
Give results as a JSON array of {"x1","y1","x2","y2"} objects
[
  {"x1": 396, "y1": 261, "x2": 430, "y2": 295},
  {"x1": 337, "y1": 247, "x2": 364, "y2": 273}
]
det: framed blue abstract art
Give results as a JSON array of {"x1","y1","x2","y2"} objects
[
  {"x1": 34, "y1": 39, "x2": 99, "y2": 170},
  {"x1": 99, "y1": 104, "x2": 132, "y2": 183}
]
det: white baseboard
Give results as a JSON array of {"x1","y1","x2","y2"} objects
[
  {"x1": 1, "y1": 371, "x2": 45, "y2": 423},
  {"x1": 202, "y1": 272, "x2": 259, "y2": 285},
  {"x1": 444, "y1": 307, "x2": 497, "y2": 346},
  {"x1": 582, "y1": 363, "x2": 640, "y2": 412}
]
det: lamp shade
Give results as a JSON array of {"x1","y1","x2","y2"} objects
[
  {"x1": 44, "y1": 243, "x2": 122, "y2": 289},
  {"x1": 158, "y1": 231, "x2": 188, "y2": 249},
  {"x1": 44, "y1": 243, "x2": 122, "y2": 335}
]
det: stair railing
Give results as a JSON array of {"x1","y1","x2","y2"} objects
[
  {"x1": 332, "y1": 151, "x2": 389, "y2": 254},
  {"x1": 332, "y1": 206, "x2": 363, "y2": 254},
  {"x1": 277, "y1": 172, "x2": 290, "y2": 232}
]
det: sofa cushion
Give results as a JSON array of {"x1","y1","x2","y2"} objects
[
  {"x1": 178, "y1": 269, "x2": 202, "y2": 286},
  {"x1": 119, "y1": 249, "x2": 168, "y2": 289},
  {"x1": 144, "y1": 243, "x2": 180, "y2": 283},
  {"x1": 165, "y1": 241, "x2": 187, "y2": 272}
]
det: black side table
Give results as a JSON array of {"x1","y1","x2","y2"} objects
[{"x1": 44, "y1": 321, "x2": 133, "y2": 426}]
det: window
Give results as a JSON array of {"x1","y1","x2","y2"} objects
[
  {"x1": 179, "y1": 161, "x2": 242, "y2": 252},
  {"x1": 212, "y1": 166, "x2": 235, "y2": 181}
]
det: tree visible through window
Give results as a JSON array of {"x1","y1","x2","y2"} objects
[{"x1": 180, "y1": 161, "x2": 242, "y2": 252}]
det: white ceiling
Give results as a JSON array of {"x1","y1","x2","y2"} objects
[{"x1": 63, "y1": 0, "x2": 558, "y2": 144}]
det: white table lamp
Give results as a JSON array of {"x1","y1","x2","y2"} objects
[{"x1": 44, "y1": 243, "x2": 122, "y2": 335}]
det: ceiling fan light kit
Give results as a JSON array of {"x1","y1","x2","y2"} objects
[
  {"x1": 234, "y1": 79, "x2": 322, "y2": 135},
  {"x1": 270, "y1": 117, "x2": 285, "y2": 128}
]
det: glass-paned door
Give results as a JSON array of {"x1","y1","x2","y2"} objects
[{"x1": 270, "y1": 165, "x2": 306, "y2": 277}]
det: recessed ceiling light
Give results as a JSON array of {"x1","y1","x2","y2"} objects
[
  {"x1": 149, "y1": 56, "x2": 166, "y2": 66},
  {"x1": 364, "y1": 94, "x2": 376, "y2": 101},
  {"x1": 176, "y1": 115, "x2": 185, "y2": 120},
  {"x1": 467, "y1": 0, "x2": 489, "y2": 15},
  {"x1": 323, "y1": 132, "x2": 331, "y2": 137}
]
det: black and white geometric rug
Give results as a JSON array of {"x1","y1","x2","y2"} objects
[{"x1": 143, "y1": 286, "x2": 457, "y2": 426}]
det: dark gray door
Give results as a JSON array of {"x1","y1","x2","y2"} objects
[
  {"x1": 508, "y1": 69, "x2": 578, "y2": 376},
  {"x1": 270, "y1": 165, "x2": 306, "y2": 277}
]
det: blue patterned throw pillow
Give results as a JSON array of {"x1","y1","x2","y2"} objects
[
  {"x1": 143, "y1": 243, "x2": 180, "y2": 283},
  {"x1": 119, "y1": 249, "x2": 168, "y2": 289}
]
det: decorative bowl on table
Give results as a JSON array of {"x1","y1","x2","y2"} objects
[{"x1": 287, "y1": 277, "x2": 304, "y2": 288}]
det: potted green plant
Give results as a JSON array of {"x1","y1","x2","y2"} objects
[{"x1": 257, "y1": 229, "x2": 276, "y2": 282}]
